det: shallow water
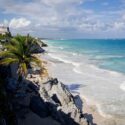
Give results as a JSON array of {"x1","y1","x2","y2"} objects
[{"x1": 43, "y1": 39, "x2": 125, "y2": 123}]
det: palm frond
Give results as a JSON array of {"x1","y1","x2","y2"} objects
[
  {"x1": 0, "y1": 51, "x2": 19, "y2": 60},
  {"x1": 0, "y1": 58, "x2": 19, "y2": 65},
  {"x1": 4, "y1": 43, "x2": 23, "y2": 58},
  {"x1": 0, "y1": 34, "x2": 46, "y2": 80},
  {"x1": 25, "y1": 56, "x2": 42, "y2": 67},
  {"x1": 18, "y1": 62, "x2": 27, "y2": 76}
]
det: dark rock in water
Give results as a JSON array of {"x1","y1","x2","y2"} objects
[
  {"x1": 41, "y1": 41, "x2": 48, "y2": 47},
  {"x1": 30, "y1": 96, "x2": 49, "y2": 118},
  {"x1": 36, "y1": 39, "x2": 48, "y2": 47},
  {"x1": 31, "y1": 43, "x2": 45, "y2": 54},
  {"x1": 34, "y1": 47, "x2": 45, "y2": 53}
]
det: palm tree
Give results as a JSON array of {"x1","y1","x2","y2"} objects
[{"x1": 0, "y1": 34, "x2": 46, "y2": 81}]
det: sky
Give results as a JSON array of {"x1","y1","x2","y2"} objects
[{"x1": 0, "y1": 0, "x2": 125, "y2": 39}]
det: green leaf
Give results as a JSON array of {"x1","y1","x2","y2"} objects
[{"x1": 0, "y1": 58, "x2": 19, "y2": 65}]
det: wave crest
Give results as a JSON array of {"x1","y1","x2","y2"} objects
[{"x1": 120, "y1": 82, "x2": 125, "y2": 91}]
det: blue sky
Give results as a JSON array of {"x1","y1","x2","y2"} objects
[{"x1": 0, "y1": 0, "x2": 125, "y2": 39}]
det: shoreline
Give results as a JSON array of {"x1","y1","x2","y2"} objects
[
  {"x1": 39, "y1": 53, "x2": 112, "y2": 125},
  {"x1": 40, "y1": 41, "x2": 125, "y2": 125},
  {"x1": 43, "y1": 39, "x2": 125, "y2": 77},
  {"x1": 81, "y1": 96, "x2": 118, "y2": 125}
]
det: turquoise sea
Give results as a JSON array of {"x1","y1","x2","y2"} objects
[
  {"x1": 47, "y1": 39, "x2": 125, "y2": 74},
  {"x1": 44, "y1": 39, "x2": 125, "y2": 123}
]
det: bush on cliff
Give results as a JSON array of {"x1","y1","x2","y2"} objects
[{"x1": 0, "y1": 34, "x2": 46, "y2": 81}]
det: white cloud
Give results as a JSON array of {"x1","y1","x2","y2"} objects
[
  {"x1": 39, "y1": 0, "x2": 83, "y2": 6},
  {"x1": 111, "y1": 14, "x2": 125, "y2": 30},
  {"x1": 0, "y1": 0, "x2": 125, "y2": 38},
  {"x1": 122, "y1": 14, "x2": 125, "y2": 20},
  {"x1": 113, "y1": 22, "x2": 125, "y2": 30},
  {"x1": 9, "y1": 18, "x2": 31, "y2": 29}
]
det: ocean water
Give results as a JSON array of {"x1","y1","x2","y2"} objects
[{"x1": 44, "y1": 39, "x2": 125, "y2": 122}]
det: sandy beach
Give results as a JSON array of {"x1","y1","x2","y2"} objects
[{"x1": 82, "y1": 97, "x2": 117, "y2": 125}]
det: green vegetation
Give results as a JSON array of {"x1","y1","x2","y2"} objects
[
  {"x1": 0, "y1": 34, "x2": 46, "y2": 81},
  {"x1": 0, "y1": 32, "x2": 11, "y2": 42},
  {"x1": 0, "y1": 34, "x2": 6, "y2": 40}
]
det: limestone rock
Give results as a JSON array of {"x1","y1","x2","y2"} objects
[{"x1": 38, "y1": 78, "x2": 88, "y2": 125}]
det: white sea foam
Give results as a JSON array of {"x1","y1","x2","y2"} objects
[
  {"x1": 73, "y1": 68, "x2": 83, "y2": 74},
  {"x1": 48, "y1": 53, "x2": 83, "y2": 75},
  {"x1": 120, "y1": 82, "x2": 125, "y2": 91},
  {"x1": 109, "y1": 70, "x2": 122, "y2": 76},
  {"x1": 83, "y1": 50, "x2": 100, "y2": 54},
  {"x1": 48, "y1": 53, "x2": 80, "y2": 67},
  {"x1": 95, "y1": 55, "x2": 124, "y2": 59},
  {"x1": 90, "y1": 64, "x2": 122, "y2": 76},
  {"x1": 59, "y1": 46, "x2": 64, "y2": 50},
  {"x1": 48, "y1": 53, "x2": 70, "y2": 63},
  {"x1": 72, "y1": 53, "x2": 77, "y2": 56}
]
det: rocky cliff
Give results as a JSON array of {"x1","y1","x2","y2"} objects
[{"x1": 5, "y1": 75, "x2": 89, "y2": 125}]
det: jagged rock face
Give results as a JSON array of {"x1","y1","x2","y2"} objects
[
  {"x1": 31, "y1": 43, "x2": 45, "y2": 53},
  {"x1": 38, "y1": 79, "x2": 88, "y2": 125},
  {"x1": 6, "y1": 76, "x2": 88, "y2": 125},
  {"x1": 38, "y1": 40, "x2": 48, "y2": 47}
]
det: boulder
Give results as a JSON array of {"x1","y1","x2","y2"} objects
[
  {"x1": 39, "y1": 78, "x2": 88, "y2": 125},
  {"x1": 41, "y1": 41, "x2": 48, "y2": 47},
  {"x1": 31, "y1": 43, "x2": 45, "y2": 53}
]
